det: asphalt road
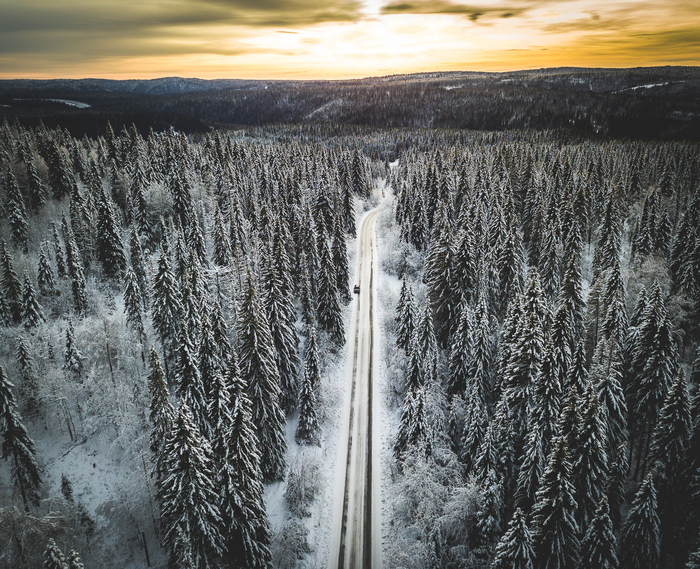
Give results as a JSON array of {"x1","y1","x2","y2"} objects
[{"x1": 331, "y1": 208, "x2": 382, "y2": 569}]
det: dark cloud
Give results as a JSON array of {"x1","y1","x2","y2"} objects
[
  {"x1": 380, "y1": 0, "x2": 527, "y2": 20},
  {"x1": 0, "y1": 0, "x2": 364, "y2": 66}
]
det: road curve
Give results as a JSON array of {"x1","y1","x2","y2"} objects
[{"x1": 330, "y1": 208, "x2": 382, "y2": 569}]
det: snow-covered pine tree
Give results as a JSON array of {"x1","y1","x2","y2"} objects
[
  {"x1": 500, "y1": 309, "x2": 544, "y2": 450},
  {"x1": 238, "y1": 271, "x2": 287, "y2": 482},
  {"x1": 332, "y1": 214, "x2": 352, "y2": 305},
  {"x1": 558, "y1": 252, "x2": 585, "y2": 348},
  {"x1": 491, "y1": 508, "x2": 534, "y2": 569},
  {"x1": 394, "y1": 388, "x2": 415, "y2": 461},
  {"x1": 447, "y1": 303, "x2": 473, "y2": 399},
  {"x1": 295, "y1": 350, "x2": 320, "y2": 446},
  {"x1": 160, "y1": 402, "x2": 224, "y2": 569},
  {"x1": 531, "y1": 337, "x2": 563, "y2": 455},
  {"x1": 566, "y1": 340, "x2": 589, "y2": 396},
  {"x1": 317, "y1": 237, "x2": 345, "y2": 346},
  {"x1": 1, "y1": 241, "x2": 23, "y2": 324},
  {"x1": 62, "y1": 321, "x2": 83, "y2": 376},
  {"x1": 16, "y1": 337, "x2": 39, "y2": 417},
  {"x1": 573, "y1": 385, "x2": 609, "y2": 529},
  {"x1": 61, "y1": 217, "x2": 88, "y2": 315},
  {"x1": 148, "y1": 346, "x2": 174, "y2": 484},
  {"x1": 628, "y1": 282, "x2": 677, "y2": 479},
  {"x1": 212, "y1": 205, "x2": 231, "y2": 267},
  {"x1": 477, "y1": 466, "x2": 503, "y2": 546},
  {"x1": 218, "y1": 356, "x2": 273, "y2": 569},
  {"x1": 171, "y1": 167, "x2": 195, "y2": 231},
  {"x1": 649, "y1": 367, "x2": 692, "y2": 564},
  {"x1": 151, "y1": 248, "x2": 183, "y2": 377},
  {"x1": 0, "y1": 365, "x2": 42, "y2": 511},
  {"x1": 66, "y1": 550, "x2": 84, "y2": 569},
  {"x1": 461, "y1": 384, "x2": 487, "y2": 473},
  {"x1": 469, "y1": 299, "x2": 494, "y2": 404},
  {"x1": 451, "y1": 225, "x2": 477, "y2": 310},
  {"x1": 52, "y1": 222, "x2": 67, "y2": 279},
  {"x1": 123, "y1": 265, "x2": 145, "y2": 342},
  {"x1": 601, "y1": 261, "x2": 627, "y2": 349},
  {"x1": 5, "y1": 170, "x2": 29, "y2": 252},
  {"x1": 416, "y1": 303, "x2": 438, "y2": 387},
  {"x1": 128, "y1": 226, "x2": 148, "y2": 309},
  {"x1": 37, "y1": 248, "x2": 57, "y2": 297},
  {"x1": 591, "y1": 340, "x2": 627, "y2": 458},
  {"x1": 620, "y1": 472, "x2": 661, "y2": 569},
  {"x1": 395, "y1": 277, "x2": 416, "y2": 353},
  {"x1": 21, "y1": 274, "x2": 45, "y2": 328},
  {"x1": 649, "y1": 366, "x2": 690, "y2": 483},
  {"x1": 209, "y1": 295, "x2": 232, "y2": 362},
  {"x1": 175, "y1": 319, "x2": 209, "y2": 440},
  {"x1": 496, "y1": 225, "x2": 525, "y2": 319},
  {"x1": 425, "y1": 202, "x2": 456, "y2": 348},
  {"x1": 607, "y1": 444, "x2": 628, "y2": 532},
  {"x1": 26, "y1": 154, "x2": 47, "y2": 213},
  {"x1": 577, "y1": 496, "x2": 618, "y2": 569},
  {"x1": 515, "y1": 418, "x2": 545, "y2": 513},
  {"x1": 43, "y1": 538, "x2": 67, "y2": 569},
  {"x1": 530, "y1": 435, "x2": 580, "y2": 569},
  {"x1": 95, "y1": 189, "x2": 127, "y2": 279},
  {"x1": 261, "y1": 241, "x2": 300, "y2": 415}
]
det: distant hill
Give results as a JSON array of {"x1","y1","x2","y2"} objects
[{"x1": 2, "y1": 67, "x2": 699, "y2": 139}]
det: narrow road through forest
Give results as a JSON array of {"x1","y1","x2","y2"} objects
[{"x1": 330, "y1": 208, "x2": 382, "y2": 569}]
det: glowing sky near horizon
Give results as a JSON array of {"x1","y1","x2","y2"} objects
[{"x1": 0, "y1": 0, "x2": 698, "y2": 78}]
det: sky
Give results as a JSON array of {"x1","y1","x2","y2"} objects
[{"x1": 0, "y1": 0, "x2": 698, "y2": 79}]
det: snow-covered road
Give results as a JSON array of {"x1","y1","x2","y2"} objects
[{"x1": 330, "y1": 208, "x2": 382, "y2": 569}]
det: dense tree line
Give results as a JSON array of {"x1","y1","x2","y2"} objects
[{"x1": 390, "y1": 132, "x2": 700, "y2": 568}]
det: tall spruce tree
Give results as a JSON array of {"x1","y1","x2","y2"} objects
[
  {"x1": 620, "y1": 473, "x2": 661, "y2": 569},
  {"x1": 62, "y1": 321, "x2": 83, "y2": 376},
  {"x1": 0, "y1": 365, "x2": 42, "y2": 511},
  {"x1": 5, "y1": 170, "x2": 29, "y2": 252},
  {"x1": 577, "y1": 496, "x2": 618, "y2": 569},
  {"x1": 160, "y1": 403, "x2": 224, "y2": 569},
  {"x1": 175, "y1": 320, "x2": 209, "y2": 440},
  {"x1": 218, "y1": 356, "x2": 273, "y2": 569},
  {"x1": 261, "y1": 243, "x2": 300, "y2": 415},
  {"x1": 295, "y1": 351, "x2": 321, "y2": 446},
  {"x1": 1, "y1": 241, "x2": 23, "y2": 324},
  {"x1": 573, "y1": 386, "x2": 609, "y2": 529},
  {"x1": 238, "y1": 271, "x2": 287, "y2": 482},
  {"x1": 16, "y1": 337, "x2": 39, "y2": 417},
  {"x1": 151, "y1": 248, "x2": 183, "y2": 378},
  {"x1": 21, "y1": 275, "x2": 45, "y2": 328},
  {"x1": 491, "y1": 508, "x2": 534, "y2": 569},
  {"x1": 317, "y1": 237, "x2": 345, "y2": 346},
  {"x1": 395, "y1": 277, "x2": 416, "y2": 352},
  {"x1": 43, "y1": 539, "x2": 67, "y2": 569},
  {"x1": 425, "y1": 202, "x2": 457, "y2": 348},
  {"x1": 95, "y1": 189, "x2": 127, "y2": 279},
  {"x1": 37, "y1": 248, "x2": 57, "y2": 297},
  {"x1": 123, "y1": 265, "x2": 145, "y2": 343},
  {"x1": 148, "y1": 346, "x2": 174, "y2": 485},
  {"x1": 447, "y1": 303, "x2": 473, "y2": 399},
  {"x1": 61, "y1": 218, "x2": 88, "y2": 315},
  {"x1": 530, "y1": 435, "x2": 580, "y2": 569}
]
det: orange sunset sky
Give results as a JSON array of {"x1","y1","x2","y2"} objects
[{"x1": 0, "y1": 0, "x2": 699, "y2": 79}]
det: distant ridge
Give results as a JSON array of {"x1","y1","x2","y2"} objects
[{"x1": 2, "y1": 67, "x2": 699, "y2": 140}]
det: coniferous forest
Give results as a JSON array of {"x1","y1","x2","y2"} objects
[{"x1": 0, "y1": 72, "x2": 699, "y2": 569}]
